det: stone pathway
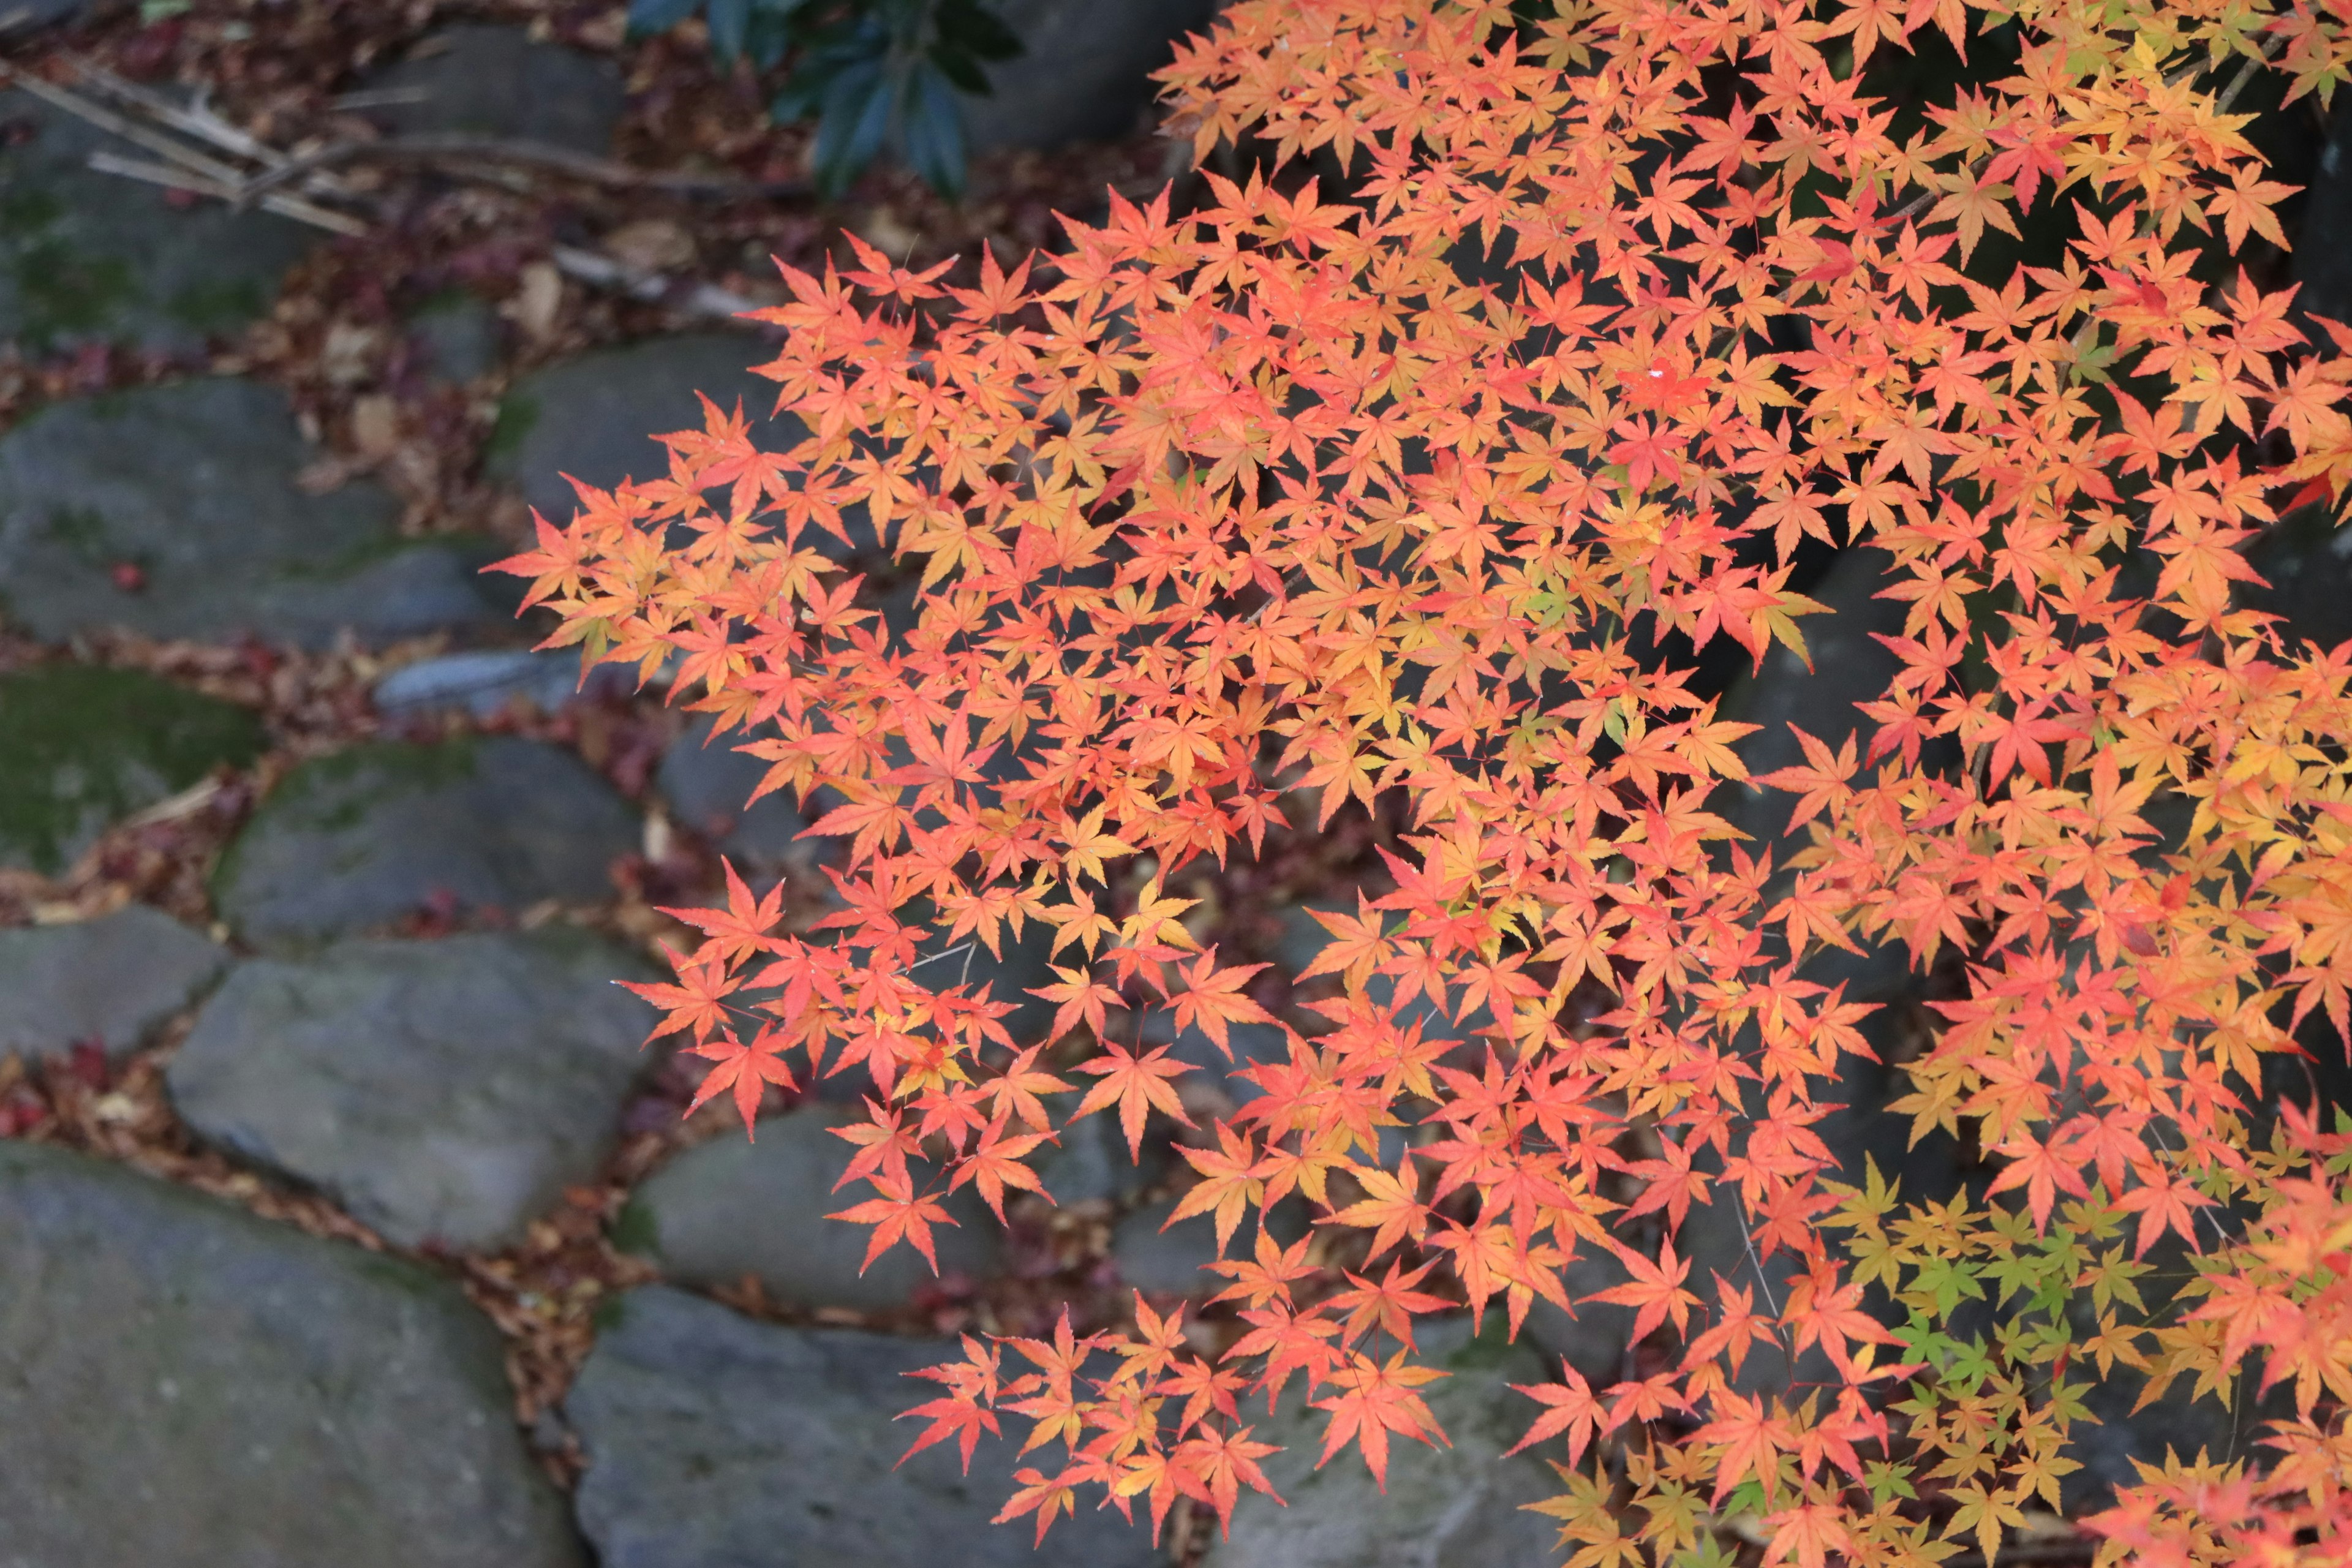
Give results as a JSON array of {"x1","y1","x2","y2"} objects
[
  {"x1": 0, "y1": 11, "x2": 2335, "y2": 1565},
  {"x1": 567, "y1": 1286, "x2": 1161, "y2": 1568},
  {"x1": 0, "y1": 379, "x2": 500, "y2": 647},
  {"x1": 0, "y1": 1138, "x2": 580, "y2": 1567},
  {"x1": 0, "y1": 20, "x2": 1243, "y2": 1564}
]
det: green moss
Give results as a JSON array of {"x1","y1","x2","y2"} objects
[
  {"x1": 1443, "y1": 1313, "x2": 1521, "y2": 1372},
  {"x1": 43, "y1": 506, "x2": 113, "y2": 568},
  {"x1": 352, "y1": 1250, "x2": 450, "y2": 1302},
  {"x1": 1, "y1": 176, "x2": 136, "y2": 347},
  {"x1": 273, "y1": 530, "x2": 431, "y2": 586},
  {"x1": 166, "y1": 275, "x2": 269, "y2": 334},
  {"x1": 484, "y1": 393, "x2": 540, "y2": 465},
  {"x1": 266, "y1": 739, "x2": 484, "y2": 832},
  {"x1": 609, "y1": 1198, "x2": 660, "y2": 1258},
  {"x1": 7, "y1": 236, "x2": 137, "y2": 350},
  {"x1": 0, "y1": 665, "x2": 268, "y2": 874},
  {"x1": 0, "y1": 184, "x2": 62, "y2": 230}
]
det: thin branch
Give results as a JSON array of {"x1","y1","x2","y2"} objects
[
  {"x1": 0, "y1": 62, "x2": 252, "y2": 189},
  {"x1": 549, "y1": 245, "x2": 768, "y2": 326},
  {"x1": 84, "y1": 151, "x2": 370, "y2": 236},
  {"x1": 62, "y1": 55, "x2": 314, "y2": 179},
  {"x1": 236, "y1": 134, "x2": 813, "y2": 205}
]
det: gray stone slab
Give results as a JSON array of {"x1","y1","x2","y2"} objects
[
  {"x1": 485, "y1": 334, "x2": 809, "y2": 527},
  {"x1": 657, "y1": 713, "x2": 818, "y2": 867},
  {"x1": 2244, "y1": 502, "x2": 2352, "y2": 657},
  {"x1": 566, "y1": 1285, "x2": 1158, "y2": 1568},
  {"x1": 0, "y1": 89, "x2": 311, "y2": 353},
  {"x1": 408, "y1": 289, "x2": 503, "y2": 383},
  {"x1": 214, "y1": 734, "x2": 639, "y2": 946},
  {"x1": 373, "y1": 649, "x2": 633, "y2": 719},
  {"x1": 4, "y1": 0, "x2": 97, "y2": 30},
  {"x1": 1033, "y1": 1110, "x2": 1166, "y2": 1208},
  {"x1": 962, "y1": 0, "x2": 1219, "y2": 151},
  {"x1": 0, "y1": 379, "x2": 498, "y2": 646},
  {"x1": 358, "y1": 24, "x2": 625, "y2": 154},
  {"x1": 1110, "y1": 1193, "x2": 1308, "y2": 1299},
  {"x1": 619, "y1": 1101, "x2": 999, "y2": 1313},
  {"x1": 0, "y1": 1137, "x2": 581, "y2": 1568},
  {"x1": 0, "y1": 903, "x2": 230, "y2": 1061},
  {"x1": 167, "y1": 929, "x2": 657, "y2": 1250},
  {"x1": 1199, "y1": 1315, "x2": 1567, "y2": 1568},
  {"x1": 1713, "y1": 545, "x2": 1917, "y2": 848},
  {"x1": 0, "y1": 662, "x2": 266, "y2": 873}
]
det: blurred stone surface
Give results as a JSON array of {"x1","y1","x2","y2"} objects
[
  {"x1": 358, "y1": 24, "x2": 625, "y2": 154},
  {"x1": 0, "y1": 1138, "x2": 581, "y2": 1567},
  {"x1": 962, "y1": 0, "x2": 1219, "y2": 151},
  {"x1": 0, "y1": 91, "x2": 309, "y2": 353},
  {"x1": 407, "y1": 289, "x2": 505, "y2": 383},
  {"x1": 567, "y1": 1286, "x2": 1158, "y2": 1568},
  {"x1": 618, "y1": 1102, "x2": 999, "y2": 1313},
  {"x1": 1199, "y1": 1314, "x2": 1567, "y2": 1568},
  {"x1": 486, "y1": 335, "x2": 800, "y2": 526},
  {"x1": 168, "y1": 930, "x2": 657, "y2": 1250},
  {"x1": 0, "y1": 663, "x2": 265, "y2": 873},
  {"x1": 373, "y1": 649, "x2": 634, "y2": 720},
  {"x1": 214, "y1": 736, "x2": 638, "y2": 945},
  {"x1": 2242, "y1": 502, "x2": 2352, "y2": 657},
  {"x1": 657, "y1": 714, "x2": 818, "y2": 868},
  {"x1": 0, "y1": 379, "x2": 497, "y2": 646},
  {"x1": 0, "y1": 904, "x2": 231, "y2": 1061}
]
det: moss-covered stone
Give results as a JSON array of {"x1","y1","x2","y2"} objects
[
  {"x1": 0, "y1": 664, "x2": 265, "y2": 873},
  {"x1": 0, "y1": 1139, "x2": 581, "y2": 1566},
  {"x1": 0, "y1": 378, "x2": 499, "y2": 647},
  {"x1": 485, "y1": 336, "x2": 806, "y2": 526},
  {"x1": 0, "y1": 91, "x2": 310, "y2": 353},
  {"x1": 212, "y1": 735, "x2": 638, "y2": 946},
  {"x1": 167, "y1": 931, "x2": 657, "y2": 1250}
]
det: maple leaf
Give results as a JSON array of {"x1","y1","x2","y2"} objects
[
  {"x1": 1032, "y1": 964, "x2": 1120, "y2": 1044},
  {"x1": 1071, "y1": 1042, "x2": 1195, "y2": 1159},
  {"x1": 1588, "y1": 1238, "x2": 1700, "y2": 1343},
  {"x1": 1310, "y1": 1348, "x2": 1449, "y2": 1491},
  {"x1": 1984, "y1": 1130, "x2": 2092, "y2": 1234},
  {"x1": 684, "y1": 1027, "x2": 797, "y2": 1136},
  {"x1": 993, "y1": 1467, "x2": 1082, "y2": 1545},
  {"x1": 1168, "y1": 1121, "x2": 1267, "y2": 1254},
  {"x1": 516, "y1": 1, "x2": 2352, "y2": 1555},
  {"x1": 1760, "y1": 1501, "x2": 1853, "y2": 1568},
  {"x1": 1325, "y1": 1257, "x2": 1450, "y2": 1349},
  {"x1": 949, "y1": 1113, "x2": 1052, "y2": 1221},
  {"x1": 1694, "y1": 1390, "x2": 1796, "y2": 1507},
  {"x1": 1329, "y1": 1156, "x2": 1433, "y2": 1261},
  {"x1": 1174, "y1": 1424, "x2": 1283, "y2": 1538},
  {"x1": 1506, "y1": 1360, "x2": 1604, "y2": 1468},
  {"x1": 828, "y1": 1171, "x2": 956, "y2": 1275},
  {"x1": 898, "y1": 1333, "x2": 1003, "y2": 1472},
  {"x1": 621, "y1": 954, "x2": 734, "y2": 1044},
  {"x1": 1168, "y1": 947, "x2": 1275, "y2": 1054}
]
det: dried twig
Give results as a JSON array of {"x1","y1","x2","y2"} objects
[
  {"x1": 237, "y1": 133, "x2": 811, "y2": 205},
  {"x1": 549, "y1": 244, "x2": 768, "y2": 326},
  {"x1": 63, "y1": 55, "x2": 341, "y2": 190},
  {"x1": 85, "y1": 151, "x2": 370, "y2": 236},
  {"x1": 0, "y1": 62, "x2": 254, "y2": 189}
]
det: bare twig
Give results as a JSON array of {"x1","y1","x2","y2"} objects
[
  {"x1": 85, "y1": 151, "x2": 370, "y2": 236},
  {"x1": 236, "y1": 134, "x2": 812, "y2": 205},
  {"x1": 551, "y1": 244, "x2": 767, "y2": 326},
  {"x1": 0, "y1": 63, "x2": 254, "y2": 190},
  {"x1": 62, "y1": 56, "x2": 303, "y2": 175}
]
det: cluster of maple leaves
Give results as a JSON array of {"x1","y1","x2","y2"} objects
[{"x1": 500, "y1": 0, "x2": 2352, "y2": 1561}]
